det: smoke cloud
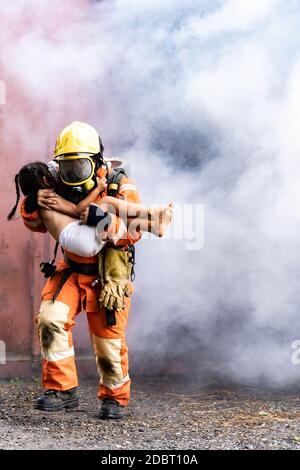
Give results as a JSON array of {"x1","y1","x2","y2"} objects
[{"x1": 2, "y1": 0, "x2": 300, "y2": 386}]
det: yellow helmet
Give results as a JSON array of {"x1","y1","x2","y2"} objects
[
  {"x1": 53, "y1": 121, "x2": 101, "y2": 157},
  {"x1": 53, "y1": 121, "x2": 105, "y2": 189}
]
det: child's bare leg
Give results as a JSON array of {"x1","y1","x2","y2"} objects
[
  {"x1": 98, "y1": 196, "x2": 152, "y2": 219},
  {"x1": 40, "y1": 208, "x2": 76, "y2": 240},
  {"x1": 98, "y1": 196, "x2": 173, "y2": 226},
  {"x1": 80, "y1": 198, "x2": 174, "y2": 237},
  {"x1": 128, "y1": 203, "x2": 173, "y2": 238}
]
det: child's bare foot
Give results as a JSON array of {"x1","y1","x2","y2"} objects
[{"x1": 150, "y1": 203, "x2": 173, "y2": 237}]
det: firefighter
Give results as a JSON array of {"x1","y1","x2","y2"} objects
[{"x1": 20, "y1": 121, "x2": 141, "y2": 419}]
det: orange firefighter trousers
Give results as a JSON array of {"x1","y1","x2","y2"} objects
[{"x1": 37, "y1": 258, "x2": 131, "y2": 406}]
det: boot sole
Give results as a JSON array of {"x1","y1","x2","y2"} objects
[
  {"x1": 34, "y1": 398, "x2": 79, "y2": 412},
  {"x1": 99, "y1": 412, "x2": 123, "y2": 420}
]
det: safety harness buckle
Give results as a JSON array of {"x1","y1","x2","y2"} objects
[{"x1": 40, "y1": 241, "x2": 59, "y2": 278}]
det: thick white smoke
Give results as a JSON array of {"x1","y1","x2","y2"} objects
[{"x1": 2, "y1": 0, "x2": 300, "y2": 386}]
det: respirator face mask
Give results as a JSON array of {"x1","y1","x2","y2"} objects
[
  {"x1": 58, "y1": 156, "x2": 96, "y2": 190},
  {"x1": 55, "y1": 152, "x2": 106, "y2": 203}
]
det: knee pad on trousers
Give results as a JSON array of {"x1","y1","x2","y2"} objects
[
  {"x1": 92, "y1": 334, "x2": 129, "y2": 389},
  {"x1": 38, "y1": 300, "x2": 74, "y2": 361}
]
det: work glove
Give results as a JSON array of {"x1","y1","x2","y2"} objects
[{"x1": 99, "y1": 247, "x2": 133, "y2": 311}]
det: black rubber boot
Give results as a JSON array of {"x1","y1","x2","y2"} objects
[
  {"x1": 99, "y1": 398, "x2": 123, "y2": 420},
  {"x1": 34, "y1": 387, "x2": 79, "y2": 412}
]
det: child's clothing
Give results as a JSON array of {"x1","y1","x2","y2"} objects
[{"x1": 59, "y1": 221, "x2": 106, "y2": 257}]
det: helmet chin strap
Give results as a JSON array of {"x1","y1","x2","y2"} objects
[{"x1": 92, "y1": 136, "x2": 105, "y2": 172}]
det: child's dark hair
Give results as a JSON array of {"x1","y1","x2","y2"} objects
[{"x1": 7, "y1": 162, "x2": 56, "y2": 220}]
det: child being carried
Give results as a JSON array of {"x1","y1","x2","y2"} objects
[{"x1": 7, "y1": 161, "x2": 173, "y2": 258}]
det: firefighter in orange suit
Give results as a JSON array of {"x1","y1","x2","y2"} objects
[{"x1": 21, "y1": 121, "x2": 141, "y2": 419}]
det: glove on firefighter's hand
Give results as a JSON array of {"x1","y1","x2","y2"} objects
[
  {"x1": 99, "y1": 247, "x2": 132, "y2": 311},
  {"x1": 99, "y1": 280, "x2": 131, "y2": 311}
]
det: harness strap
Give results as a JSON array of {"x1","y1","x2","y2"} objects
[
  {"x1": 51, "y1": 255, "x2": 98, "y2": 302},
  {"x1": 51, "y1": 257, "x2": 117, "y2": 327},
  {"x1": 63, "y1": 255, "x2": 99, "y2": 275},
  {"x1": 107, "y1": 168, "x2": 136, "y2": 281},
  {"x1": 52, "y1": 267, "x2": 73, "y2": 302},
  {"x1": 104, "y1": 308, "x2": 116, "y2": 327},
  {"x1": 107, "y1": 168, "x2": 126, "y2": 197}
]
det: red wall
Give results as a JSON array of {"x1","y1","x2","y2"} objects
[
  {"x1": 0, "y1": 0, "x2": 105, "y2": 379},
  {"x1": 0, "y1": 86, "x2": 96, "y2": 380}
]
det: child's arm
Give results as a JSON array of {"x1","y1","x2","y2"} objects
[
  {"x1": 42, "y1": 177, "x2": 107, "y2": 218},
  {"x1": 76, "y1": 178, "x2": 107, "y2": 213}
]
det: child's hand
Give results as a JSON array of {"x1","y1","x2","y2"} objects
[
  {"x1": 37, "y1": 189, "x2": 57, "y2": 210},
  {"x1": 43, "y1": 193, "x2": 75, "y2": 215},
  {"x1": 80, "y1": 208, "x2": 89, "y2": 225},
  {"x1": 96, "y1": 177, "x2": 107, "y2": 193}
]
